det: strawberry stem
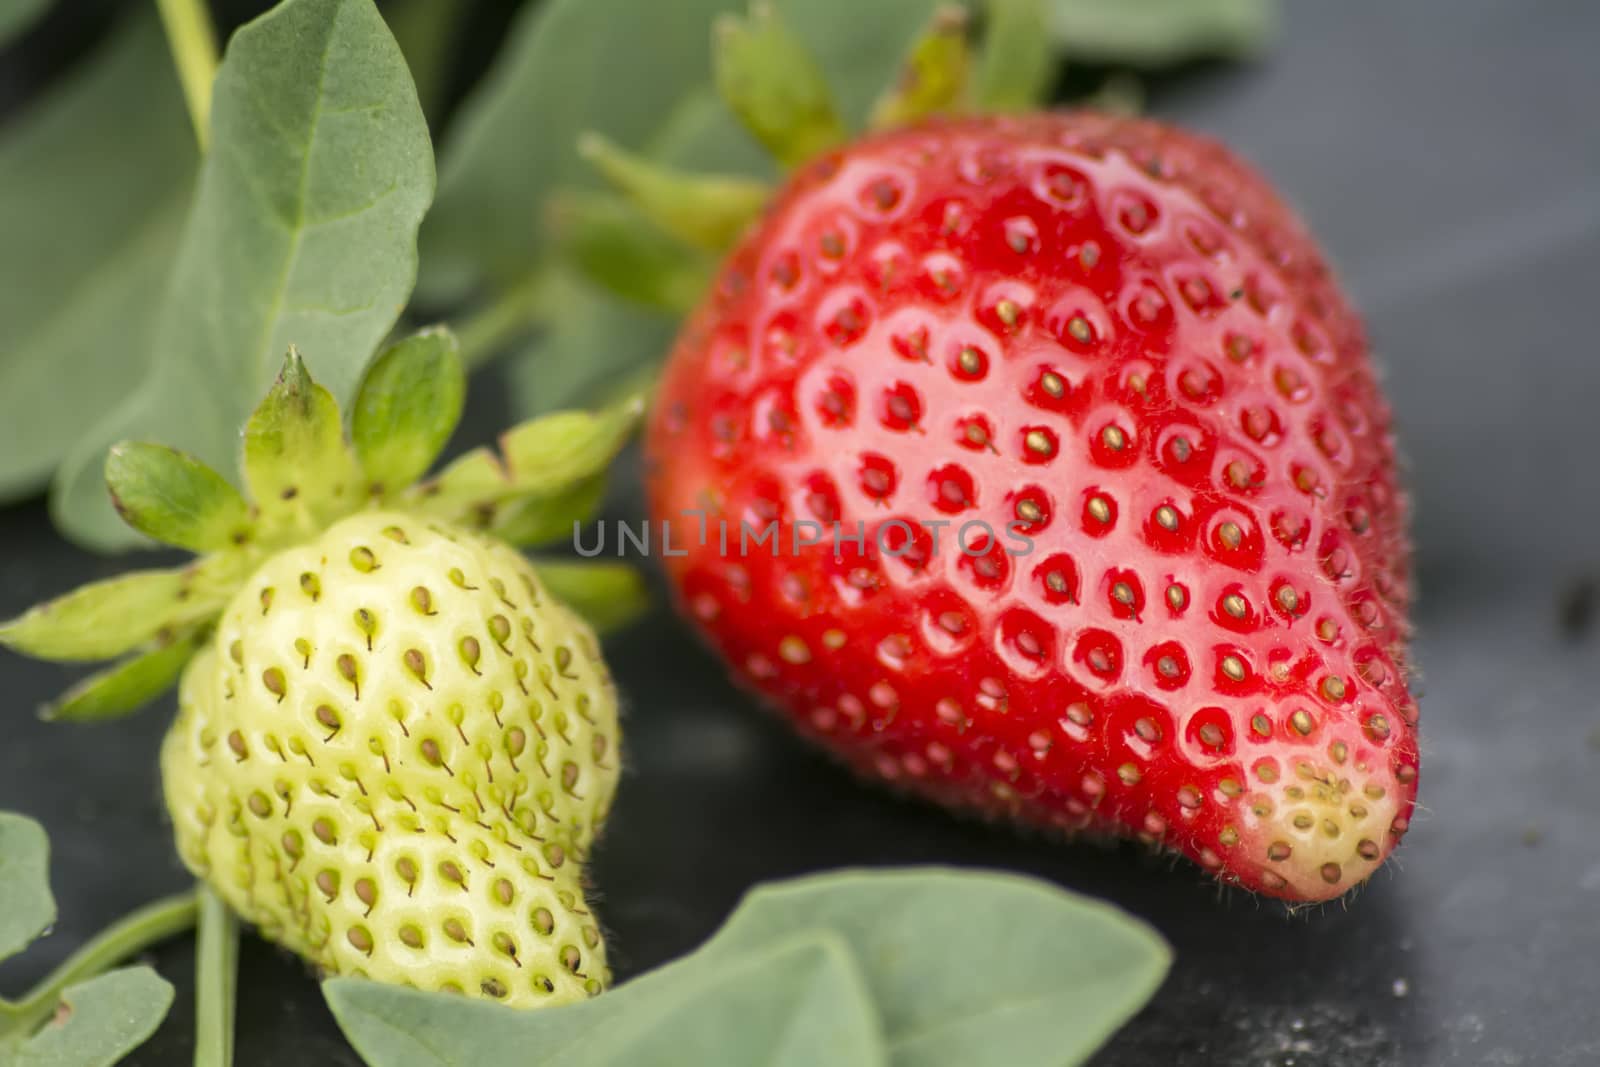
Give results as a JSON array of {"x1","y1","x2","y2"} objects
[
  {"x1": 155, "y1": 0, "x2": 219, "y2": 152},
  {"x1": 3, "y1": 890, "x2": 199, "y2": 1035},
  {"x1": 456, "y1": 272, "x2": 554, "y2": 371},
  {"x1": 193, "y1": 886, "x2": 238, "y2": 1067}
]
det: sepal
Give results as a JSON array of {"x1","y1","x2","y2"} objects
[
  {"x1": 550, "y1": 193, "x2": 712, "y2": 314},
  {"x1": 976, "y1": 0, "x2": 1053, "y2": 111},
  {"x1": 870, "y1": 6, "x2": 972, "y2": 129},
  {"x1": 42, "y1": 626, "x2": 208, "y2": 722},
  {"x1": 351, "y1": 327, "x2": 466, "y2": 496},
  {"x1": 534, "y1": 559, "x2": 649, "y2": 636},
  {"x1": 492, "y1": 475, "x2": 608, "y2": 548},
  {"x1": 0, "y1": 554, "x2": 247, "y2": 662},
  {"x1": 577, "y1": 133, "x2": 771, "y2": 253},
  {"x1": 407, "y1": 391, "x2": 646, "y2": 530},
  {"x1": 713, "y1": 2, "x2": 847, "y2": 167},
  {"x1": 105, "y1": 443, "x2": 253, "y2": 553},
  {"x1": 243, "y1": 348, "x2": 362, "y2": 538}
]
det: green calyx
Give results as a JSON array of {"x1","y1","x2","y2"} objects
[
  {"x1": 567, "y1": 0, "x2": 1051, "y2": 310},
  {"x1": 1, "y1": 330, "x2": 646, "y2": 722}
]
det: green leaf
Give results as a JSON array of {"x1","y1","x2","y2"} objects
[
  {"x1": 869, "y1": 6, "x2": 972, "y2": 130},
  {"x1": 1044, "y1": 0, "x2": 1276, "y2": 66},
  {"x1": 10, "y1": 967, "x2": 174, "y2": 1067},
  {"x1": 326, "y1": 869, "x2": 1167, "y2": 1066},
  {"x1": 419, "y1": 0, "x2": 938, "y2": 302},
  {"x1": 243, "y1": 349, "x2": 364, "y2": 540},
  {"x1": 419, "y1": 0, "x2": 741, "y2": 301},
  {"x1": 491, "y1": 475, "x2": 608, "y2": 548},
  {"x1": 326, "y1": 930, "x2": 885, "y2": 1067},
  {"x1": 976, "y1": 0, "x2": 1053, "y2": 110},
  {"x1": 0, "y1": 556, "x2": 247, "y2": 662},
  {"x1": 578, "y1": 133, "x2": 770, "y2": 253},
  {"x1": 0, "y1": 0, "x2": 50, "y2": 47},
  {"x1": 52, "y1": 0, "x2": 435, "y2": 550},
  {"x1": 506, "y1": 276, "x2": 677, "y2": 419},
  {"x1": 552, "y1": 193, "x2": 713, "y2": 314},
  {"x1": 408, "y1": 391, "x2": 646, "y2": 527},
  {"x1": 43, "y1": 627, "x2": 207, "y2": 722},
  {"x1": 0, "y1": 858, "x2": 191, "y2": 1067},
  {"x1": 534, "y1": 560, "x2": 649, "y2": 636},
  {"x1": 352, "y1": 327, "x2": 465, "y2": 495},
  {"x1": 706, "y1": 868, "x2": 1171, "y2": 1066},
  {"x1": 104, "y1": 443, "x2": 252, "y2": 552},
  {"x1": 0, "y1": 814, "x2": 54, "y2": 963},
  {"x1": 714, "y1": 2, "x2": 848, "y2": 167},
  {"x1": 0, "y1": 11, "x2": 194, "y2": 502}
]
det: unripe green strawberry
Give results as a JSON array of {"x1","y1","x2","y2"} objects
[
  {"x1": 161, "y1": 511, "x2": 618, "y2": 1005},
  {"x1": 1, "y1": 334, "x2": 647, "y2": 1008}
]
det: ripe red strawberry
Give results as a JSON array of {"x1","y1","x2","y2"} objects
[{"x1": 644, "y1": 112, "x2": 1418, "y2": 902}]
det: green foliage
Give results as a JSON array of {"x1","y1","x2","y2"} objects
[
  {"x1": 10, "y1": 338, "x2": 643, "y2": 725},
  {"x1": 381, "y1": 0, "x2": 466, "y2": 122},
  {"x1": 0, "y1": 0, "x2": 51, "y2": 46},
  {"x1": 105, "y1": 443, "x2": 252, "y2": 552},
  {"x1": 578, "y1": 133, "x2": 770, "y2": 253},
  {"x1": 505, "y1": 274, "x2": 679, "y2": 419},
  {"x1": 351, "y1": 327, "x2": 466, "y2": 495},
  {"x1": 869, "y1": 6, "x2": 973, "y2": 130},
  {"x1": 551, "y1": 193, "x2": 713, "y2": 314},
  {"x1": 330, "y1": 932, "x2": 882, "y2": 1067},
  {"x1": 242, "y1": 349, "x2": 363, "y2": 540},
  {"x1": 0, "y1": 815, "x2": 54, "y2": 962},
  {"x1": 326, "y1": 867, "x2": 1169, "y2": 1067},
  {"x1": 43, "y1": 627, "x2": 207, "y2": 722},
  {"x1": 534, "y1": 559, "x2": 651, "y2": 636},
  {"x1": 976, "y1": 0, "x2": 1054, "y2": 110},
  {"x1": 1045, "y1": 0, "x2": 1276, "y2": 65},
  {"x1": 7, "y1": 969, "x2": 175, "y2": 1067},
  {"x1": 52, "y1": 0, "x2": 435, "y2": 550},
  {"x1": 713, "y1": 3, "x2": 848, "y2": 166},
  {"x1": 0, "y1": 814, "x2": 178, "y2": 1066},
  {"x1": 491, "y1": 475, "x2": 608, "y2": 549},
  {"x1": 420, "y1": 0, "x2": 744, "y2": 300},
  {"x1": 406, "y1": 390, "x2": 647, "y2": 529},
  {"x1": 424, "y1": 0, "x2": 937, "y2": 418},
  {"x1": 706, "y1": 868, "x2": 1173, "y2": 1066},
  {"x1": 0, "y1": 12, "x2": 194, "y2": 503},
  {"x1": 0, "y1": 559, "x2": 242, "y2": 662}
]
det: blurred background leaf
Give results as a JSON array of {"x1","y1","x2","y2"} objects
[
  {"x1": 381, "y1": 0, "x2": 464, "y2": 124},
  {"x1": 506, "y1": 271, "x2": 677, "y2": 417},
  {"x1": 0, "y1": 0, "x2": 51, "y2": 48},
  {"x1": 421, "y1": 0, "x2": 938, "y2": 420},
  {"x1": 420, "y1": 0, "x2": 938, "y2": 304},
  {"x1": 0, "y1": 11, "x2": 194, "y2": 503},
  {"x1": 1044, "y1": 0, "x2": 1275, "y2": 66}
]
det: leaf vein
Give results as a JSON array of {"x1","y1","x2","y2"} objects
[
  {"x1": 251, "y1": 6, "x2": 339, "y2": 387},
  {"x1": 303, "y1": 179, "x2": 400, "y2": 228}
]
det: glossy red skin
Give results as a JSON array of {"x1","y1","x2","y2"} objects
[{"x1": 646, "y1": 113, "x2": 1419, "y2": 901}]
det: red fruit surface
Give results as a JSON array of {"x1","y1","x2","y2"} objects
[{"x1": 645, "y1": 112, "x2": 1418, "y2": 902}]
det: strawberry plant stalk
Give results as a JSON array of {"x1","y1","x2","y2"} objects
[
  {"x1": 454, "y1": 270, "x2": 556, "y2": 371},
  {"x1": 154, "y1": 0, "x2": 219, "y2": 151},
  {"x1": 194, "y1": 886, "x2": 238, "y2": 1067},
  {"x1": 0, "y1": 890, "x2": 198, "y2": 1037}
]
